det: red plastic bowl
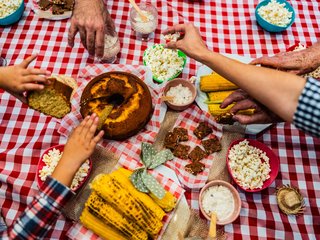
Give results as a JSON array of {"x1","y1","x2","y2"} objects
[
  {"x1": 37, "y1": 144, "x2": 92, "y2": 191},
  {"x1": 226, "y1": 138, "x2": 280, "y2": 192}
]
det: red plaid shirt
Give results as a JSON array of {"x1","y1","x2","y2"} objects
[{"x1": 0, "y1": 176, "x2": 74, "y2": 240}]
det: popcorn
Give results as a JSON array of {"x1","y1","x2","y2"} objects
[
  {"x1": 228, "y1": 140, "x2": 271, "y2": 190},
  {"x1": 143, "y1": 44, "x2": 185, "y2": 82},
  {"x1": 39, "y1": 148, "x2": 90, "y2": 191},
  {"x1": 257, "y1": 0, "x2": 292, "y2": 27},
  {"x1": 162, "y1": 32, "x2": 182, "y2": 43},
  {"x1": 0, "y1": 0, "x2": 22, "y2": 18}
]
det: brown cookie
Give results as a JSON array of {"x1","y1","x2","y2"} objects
[
  {"x1": 52, "y1": 0, "x2": 66, "y2": 4},
  {"x1": 173, "y1": 144, "x2": 191, "y2": 159},
  {"x1": 173, "y1": 127, "x2": 189, "y2": 141},
  {"x1": 188, "y1": 146, "x2": 207, "y2": 162},
  {"x1": 38, "y1": 0, "x2": 52, "y2": 11},
  {"x1": 215, "y1": 113, "x2": 235, "y2": 125},
  {"x1": 164, "y1": 132, "x2": 179, "y2": 150},
  {"x1": 201, "y1": 137, "x2": 222, "y2": 155},
  {"x1": 62, "y1": 0, "x2": 74, "y2": 10},
  {"x1": 193, "y1": 122, "x2": 213, "y2": 140},
  {"x1": 185, "y1": 161, "x2": 205, "y2": 175},
  {"x1": 52, "y1": 4, "x2": 65, "y2": 14}
]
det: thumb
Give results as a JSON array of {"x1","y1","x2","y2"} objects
[
  {"x1": 165, "y1": 41, "x2": 178, "y2": 49},
  {"x1": 249, "y1": 58, "x2": 261, "y2": 65},
  {"x1": 20, "y1": 55, "x2": 37, "y2": 68}
]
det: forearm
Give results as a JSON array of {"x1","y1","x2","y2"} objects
[
  {"x1": 0, "y1": 67, "x2": 7, "y2": 90},
  {"x1": 8, "y1": 177, "x2": 74, "y2": 239},
  {"x1": 197, "y1": 50, "x2": 306, "y2": 122},
  {"x1": 51, "y1": 156, "x2": 82, "y2": 188}
]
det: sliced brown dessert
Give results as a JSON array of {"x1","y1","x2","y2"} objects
[
  {"x1": 52, "y1": 4, "x2": 65, "y2": 14},
  {"x1": 193, "y1": 122, "x2": 213, "y2": 140},
  {"x1": 215, "y1": 113, "x2": 235, "y2": 125},
  {"x1": 62, "y1": 0, "x2": 74, "y2": 11},
  {"x1": 173, "y1": 127, "x2": 189, "y2": 141},
  {"x1": 52, "y1": 0, "x2": 66, "y2": 4},
  {"x1": 185, "y1": 161, "x2": 205, "y2": 175},
  {"x1": 173, "y1": 144, "x2": 191, "y2": 160},
  {"x1": 38, "y1": 0, "x2": 52, "y2": 10},
  {"x1": 201, "y1": 137, "x2": 222, "y2": 155},
  {"x1": 188, "y1": 146, "x2": 207, "y2": 162},
  {"x1": 163, "y1": 132, "x2": 179, "y2": 150}
]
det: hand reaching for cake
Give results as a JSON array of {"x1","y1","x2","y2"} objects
[
  {"x1": 0, "y1": 54, "x2": 51, "y2": 103},
  {"x1": 220, "y1": 89, "x2": 282, "y2": 124}
]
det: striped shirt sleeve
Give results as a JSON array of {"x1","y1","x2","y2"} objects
[
  {"x1": 7, "y1": 176, "x2": 74, "y2": 240},
  {"x1": 293, "y1": 77, "x2": 320, "y2": 138}
]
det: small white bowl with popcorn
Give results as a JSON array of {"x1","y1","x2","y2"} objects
[
  {"x1": 37, "y1": 144, "x2": 91, "y2": 191},
  {"x1": 227, "y1": 139, "x2": 280, "y2": 192}
]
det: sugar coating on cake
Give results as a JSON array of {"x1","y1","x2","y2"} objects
[
  {"x1": 80, "y1": 72, "x2": 153, "y2": 140},
  {"x1": 27, "y1": 76, "x2": 76, "y2": 119}
]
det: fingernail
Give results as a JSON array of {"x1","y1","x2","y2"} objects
[{"x1": 45, "y1": 71, "x2": 51, "y2": 75}]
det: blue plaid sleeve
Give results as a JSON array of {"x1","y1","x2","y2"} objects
[
  {"x1": 293, "y1": 77, "x2": 320, "y2": 138},
  {"x1": 5, "y1": 176, "x2": 74, "y2": 240}
]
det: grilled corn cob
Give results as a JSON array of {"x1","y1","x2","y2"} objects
[
  {"x1": 91, "y1": 174, "x2": 164, "y2": 236},
  {"x1": 86, "y1": 191, "x2": 148, "y2": 240},
  {"x1": 149, "y1": 191, "x2": 177, "y2": 212},
  {"x1": 200, "y1": 72, "x2": 239, "y2": 92},
  {"x1": 206, "y1": 90, "x2": 235, "y2": 104},
  {"x1": 80, "y1": 207, "x2": 128, "y2": 240},
  {"x1": 115, "y1": 168, "x2": 177, "y2": 212},
  {"x1": 208, "y1": 103, "x2": 255, "y2": 116}
]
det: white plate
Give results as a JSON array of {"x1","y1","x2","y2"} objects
[{"x1": 195, "y1": 53, "x2": 272, "y2": 135}]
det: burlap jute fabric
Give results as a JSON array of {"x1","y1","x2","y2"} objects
[
  {"x1": 207, "y1": 123, "x2": 246, "y2": 182},
  {"x1": 63, "y1": 145, "x2": 119, "y2": 220},
  {"x1": 62, "y1": 110, "x2": 245, "y2": 239}
]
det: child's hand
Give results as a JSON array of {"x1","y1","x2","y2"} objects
[
  {"x1": 51, "y1": 113, "x2": 104, "y2": 187},
  {"x1": 63, "y1": 113, "x2": 104, "y2": 167},
  {"x1": 0, "y1": 55, "x2": 51, "y2": 103}
]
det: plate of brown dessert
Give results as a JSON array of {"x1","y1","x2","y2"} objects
[{"x1": 31, "y1": 0, "x2": 74, "y2": 20}]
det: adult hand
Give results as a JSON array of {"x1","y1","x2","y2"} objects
[
  {"x1": 68, "y1": 0, "x2": 115, "y2": 58},
  {"x1": 220, "y1": 89, "x2": 282, "y2": 124},
  {"x1": 163, "y1": 23, "x2": 208, "y2": 61},
  {"x1": 0, "y1": 55, "x2": 51, "y2": 103},
  {"x1": 250, "y1": 42, "x2": 320, "y2": 75}
]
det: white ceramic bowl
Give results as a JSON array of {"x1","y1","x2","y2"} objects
[
  {"x1": 163, "y1": 78, "x2": 197, "y2": 111},
  {"x1": 199, "y1": 180, "x2": 241, "y2": 225}
]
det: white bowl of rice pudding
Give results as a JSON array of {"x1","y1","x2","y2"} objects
[
  {"x1": 199, "y1": 180, "x2": 241, "y2": 225},
  {"x1": 163, "y1": 78, "x2": 196, "y2": 111}
]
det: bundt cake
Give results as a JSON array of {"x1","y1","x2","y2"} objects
[
  {"x1": 80, "y1": 72, "x2": 153, "y2": 140},
  {"x1": 27, "y1": 75, "x2": 77, "y2": 119}
]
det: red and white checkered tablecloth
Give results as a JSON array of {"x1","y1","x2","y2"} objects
[
  {"x1": 165, "y1": 105, "x2": 223, "y2": 189},
  {"x1": 58, "y1": 63, "x2": 166, "y2": 157},
  {"x1": 1, "y1": 0, "x2": 319, "y2": 239},
  {"x1": 68, "y1": 157, "x2": 185, "y2": 240}
]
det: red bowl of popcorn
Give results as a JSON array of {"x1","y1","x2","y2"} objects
[
  {"x1": 163, "y1": 78, "x2": 197, "y2": 111},
  {"x1": 226, "y1": 139, "x2": 280, "y2": 192},
  {"x1": 37, "y1": 144, "x2": 92, "y2": 191}
]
